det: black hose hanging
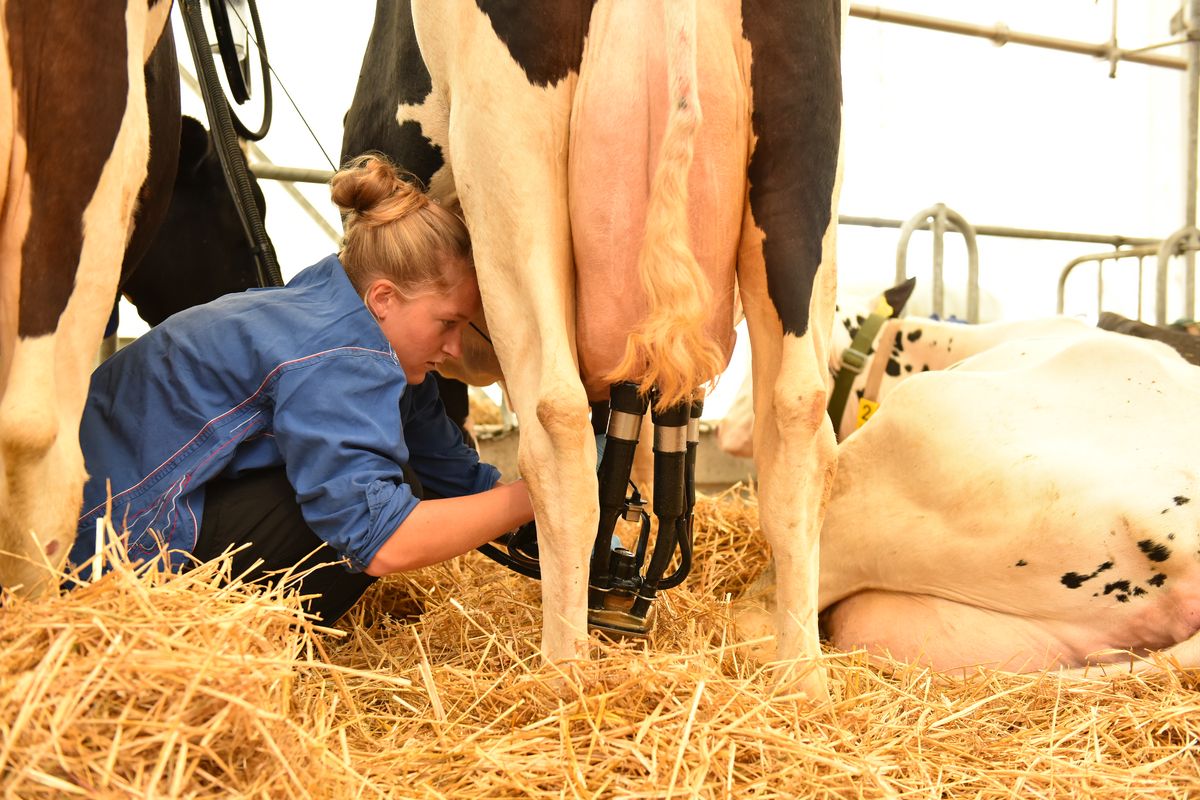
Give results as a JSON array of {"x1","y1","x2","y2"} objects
[
  {"x1": 179, "y1": 0, "x2": 282, "y2": 288},
  {"x1": 209, "y1": 0, "x2": 273, "y2": 141}
]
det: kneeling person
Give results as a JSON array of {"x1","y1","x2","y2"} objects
[{"x1": 70, "y1": 154, "x2": 532, "y2": 622}]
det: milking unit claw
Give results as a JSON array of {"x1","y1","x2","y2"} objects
[{"x1": 476, "y1": 382, "x2": 703, "y2": 636}]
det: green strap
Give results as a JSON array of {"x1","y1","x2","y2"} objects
[{"x1": 827, "y1": 298, "x2": 893, "y2": 434}]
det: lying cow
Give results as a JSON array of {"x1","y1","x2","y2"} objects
[
  {"x1": 718, "y1": 282, "x2": 1090, "y2": 454},
  {"x1": 0, "y1": 0, "x2": 173, "y2": 596},
  {"x1": 731, "y1": 298, "x2": 1200, "y2": 673},
  {"x1": 344, "y1": 0, "x2": 846, "y2": 697}
]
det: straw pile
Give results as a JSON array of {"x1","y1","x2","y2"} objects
[{"x1": 3, "y1": 487, "x2": 1199, "y2": 798}]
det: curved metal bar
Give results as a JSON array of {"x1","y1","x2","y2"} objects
[
  {"x1": 1156, "y1": 226, "x2": 1200, "y2": 325},
  {"x1": 1056, "y1": 244, "x2": 1159, "y2": 315},
  {"x1": 895, "y1": 203, "x2": 981, "y2": 321}
]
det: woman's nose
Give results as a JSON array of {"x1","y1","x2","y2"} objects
[{"x1": 444, "y1": 329, "x2": 464, "y2": 359}]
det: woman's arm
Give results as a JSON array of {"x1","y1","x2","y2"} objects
[{"x1": 364, "y1": 479, "x2": 534, "y2": 576}]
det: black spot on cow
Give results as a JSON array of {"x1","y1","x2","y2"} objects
[
  {"x1": 1147, "y1": 573, "x2": 1167, "y2": 587},
  {"x1": 1103, "y1": 579, "x2": 1131, "y2": 596},
  {"x1": 475, "y1": 0, "x2": 595, "y2": 87},
  {"x1": 1060, "y1": 561, "x2": 1113, "y2": 588},
  {"x1": 1132, "y1": 586, "x2": 1147, "y2": 597},
  {"x1": 1116, "y1": 594, "x2": 1130, "y2": 603},
  {"x1": 1137, "y1": 539, "x2": 1171, "y2": 563},
  {"x1": 1061, "y1": 572, "x2": 1090, "y2": 589},
  {"x1": 904, "y1": 364, "x2": 913, "y2": 373},
  {"x1": 1168, "y1": 533, "x2": 1175, "y2": 540},
  {"x1": 121, "y1": 27, "x2": 182, "y2": 290},
  {"x1": 1175, "y1": 495, "x2": 1191, "y2": 506},
  {"x1": 342, "y1": 2, "x2": 445, "y2": 186},
  {"x1": 1015, "y1": 559, "x2": 1028, "y2": 567},
  {"x1": 744, "y1": 0, "x2": 842, "y2": 338},
  {"x1": 892, "y1": 331, "x2": 905, "y2": 353},
  {"x1": 886, "y1": 359, "x2": 901, "y2": 377},
  {"x1": 906, "y1": 329, "x2": 922, "y2": 343}
]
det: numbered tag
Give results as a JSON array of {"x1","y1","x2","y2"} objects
[{"x1": 856, "y1": 398, "x2": 879, "y2": 428}]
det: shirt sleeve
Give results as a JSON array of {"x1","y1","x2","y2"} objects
[
  {"x1": 270, "y1": 350, "x2": 418, "y2": 572},
  {"x1": 401, "y1": 377, "x2": 501, "y2": 498}
]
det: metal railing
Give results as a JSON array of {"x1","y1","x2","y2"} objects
[
  {"x1": 892, "y1": 203, "x2": 980, "y2": 322},
  {"x1": 1057, "y1": 224, "x2": 1200, "y2": 323}
]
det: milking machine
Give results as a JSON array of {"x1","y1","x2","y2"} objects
[{"x1": 477, "y1": 382, "x2": 703, "y2": 637}]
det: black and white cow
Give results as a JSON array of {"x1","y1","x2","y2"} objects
[
  {"x1": 725, "y1": 292, "x2": 1200, "y2": 674},
  {"x1": 0, "y1": 0, "x2": 174, "y2": 596},
  {"x1": 344, "y1": 0, "x2": 846, "y2": 698}
]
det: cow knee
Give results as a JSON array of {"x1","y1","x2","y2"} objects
[
  {"x1": 769, "y1": 386, "x2": 829, "y2": 439},
  {"x1": 535, "y1": 385, "x2": 591, "y2": 444}
]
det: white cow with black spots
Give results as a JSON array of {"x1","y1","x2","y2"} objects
[{"x1": 730, "y1": 292, "x2": 1200, "y2": 673}]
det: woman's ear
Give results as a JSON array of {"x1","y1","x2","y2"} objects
[{"x1": 364, "y1": 279, "x2": 396, "y2": 320}]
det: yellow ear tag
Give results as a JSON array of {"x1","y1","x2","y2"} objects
[{"x1": 856, "y1": 398, "x2": 879, "y2": 428}]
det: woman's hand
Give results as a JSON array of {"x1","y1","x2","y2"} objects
[{"x1": 365, "y1": 479, "x2": 534, "y2": 576}]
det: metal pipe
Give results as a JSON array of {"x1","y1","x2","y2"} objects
[
  {"x1": 180, "y1": 65, "x2": 340, "y2": 244},
  {"x1": 1056, "y1": 243, "x2": 1159, "y2": 315},
  {"x1": 1185, "y1": 0, "x2": 1200, "y2": 317},
  {"x1": 244, "y1": 149, "x2": 341, "y2": 245},
  {"x1": 849, "y1": 5, "x2": 1187, "y2": 71},
  {"x1": 931, "y1": 205, "x2": 945, "y2": 318},
  {"x1": 1156, "y1": 225, "x2": 1200, "y2": 324},
  {"x1": 841, "y1": 214, "x2": 1159, "y2": 247},
  {"x1": 246, "y1": 161, "x2": 334, "y2": 184},
  {"x1": 894, "y1": 204, "x2": 981, "y2": 322}
]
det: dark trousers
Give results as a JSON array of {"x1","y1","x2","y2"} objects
[{"x1": 192, "y1": 466, "x2": 423, "y2": 623}]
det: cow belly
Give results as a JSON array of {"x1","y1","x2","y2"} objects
[
  {"x1": 568, "y1": 1, "x2": 745, "y2": 399},
  {"x1": 824, "y1": 591, "x2": 1074, "y2": 671},
  {"x1": 825, "y1": 591, "x2": 1144, "y2": 672},
  {"x1": 825, "y1": 582, "x2": 1200, "y2": 673}
]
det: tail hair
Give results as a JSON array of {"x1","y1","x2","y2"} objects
[{"x1": 604, "y1": 0, "x2": 724, "y2": 411}]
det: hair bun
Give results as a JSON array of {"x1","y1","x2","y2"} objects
[{"x1": 331, "y1": 153, "x2": 429, "y2": 228}]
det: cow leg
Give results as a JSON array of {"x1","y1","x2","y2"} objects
[
  {"x1": 0, "y1": 0, "x2": 162, "y2": 594},
  {"x1": 729, "y1": 0, "x2": 845, "y2": 701},
  {"x1": 737, "y1": 182, "x2": 840, "y2": 702},
  {"x1": 422, "y1": 6, "x2": 596, "y2": 662},
  {"x1": 480, "y1": 280, "x2": 595, "y2": 662}
]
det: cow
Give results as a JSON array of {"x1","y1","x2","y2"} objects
[
  {"x1": 728, "y1": 298, "x2": 1200, "y2": 674},
  {"x1": 121, "y1": 115, "x2": 267, "y2": 327},
  {"x1": 343, "y1": 0, "x2": 846, "y2": 698},
  {"x1": 0, "y1": 1, "x2": 175, "y2": 597},
  {"x1": 718, "y1": 283, "x2": 1093, "y2": 455},
  {"x1": 1097, "y1": 311, "x2": 1200, "y2": 368}
]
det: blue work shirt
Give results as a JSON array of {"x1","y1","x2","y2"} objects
[{"x1": 70, "y1": 254, "x2": 499, "y2": 577}]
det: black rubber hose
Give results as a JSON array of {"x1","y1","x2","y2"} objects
[
  {"x1": 181, "y1": 0, "x2": 282, "y2": 287},
  {"x1": 476, "y1": 543, "x2": 542, "y2": 580},
  {"x1": 211, "y1": 0, "x2": 273, "y2": 141}
]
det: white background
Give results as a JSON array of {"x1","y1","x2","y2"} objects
[{"x1": 126, "y1": 1, "x2": 1195, "y2": 418}]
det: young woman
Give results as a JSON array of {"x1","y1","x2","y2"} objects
[{"x1": 70, "y1": 154, "x2": 533, "y2": 622}]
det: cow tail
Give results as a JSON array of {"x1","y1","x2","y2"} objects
[{"x1": 604, "y1": 0, "x2": 724, "y2": 411}]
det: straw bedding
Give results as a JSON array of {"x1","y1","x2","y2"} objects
[{"x1": 2, "y1": 488, "x2": 1198, "y2": 798}]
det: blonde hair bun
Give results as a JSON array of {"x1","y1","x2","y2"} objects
[
  {"x1": 332, "y1": 152, "x2": 474, "y2": 298},
  {"x1": 332, "y1": 153, "x2": 430, "y2": 229}
]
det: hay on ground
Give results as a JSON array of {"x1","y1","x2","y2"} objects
[{"x1": 2, "y1": 486, "x2": 1198, "y2": 798}]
